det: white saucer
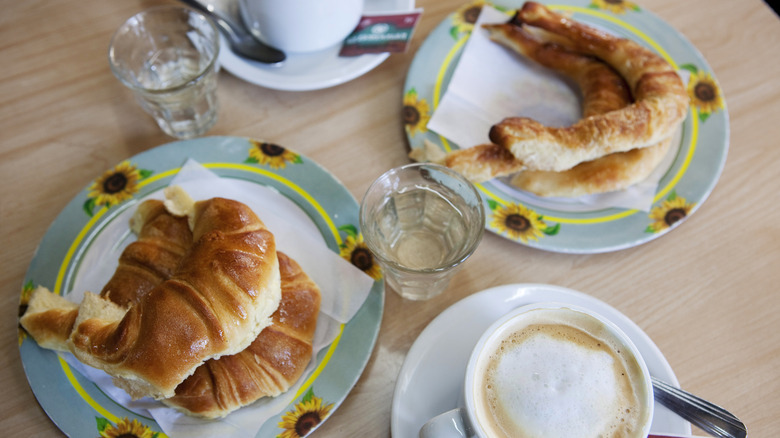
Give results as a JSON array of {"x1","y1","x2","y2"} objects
[
  {"x1": 218, "y1": 0, "x2": 415, "y2": 91},
  {"x1": 390, "y1": 283, "x2": 692, "y2": 437}
]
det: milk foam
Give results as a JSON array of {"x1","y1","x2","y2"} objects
[{"x1": 474, "y1": 310, "x2": 647, "y2": 438}]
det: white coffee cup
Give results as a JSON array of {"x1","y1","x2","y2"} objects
[
  {"x1": 238, "y1": 0, "x2": 364, "y2": 53},
  {"x1": 419, "y1": 303, "x2": 654, "y2": 438}
]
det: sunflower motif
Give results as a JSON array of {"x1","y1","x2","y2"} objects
[
  {"x1": 18, "y1": 281, "x2": 34, "y2": 346},
  {"x1": 490, "y1": 202, "x2": 557, "y2": 243},
  {"x1": 247, "y1": 140, "x2": 302, "y2": 169},
  {"x1": 646, "y1": 191, "x2": 695, "y2": 233},
  {"x1": 451, "y1": 0, "x2": 489, "y2": 36},
  {"x1": 338, "y1": 225, "x2": 382, "y2": 280},
  {"x1": 277, "y1": 388, "x2": 334, "y2": 438},
  {"x1": 687, "y1": 69, "x2": 725, "y2": 118},
  {"x1": 590, "y1": 0, "x2": 640, "y2": 14},
  {"x1": 85, "y1": 161, "x2": 150, "y2": 216},
  {"x1": 402, "y1": 88, "x2": 431, "y2": 137},
  {"x1": 97, "y1": 417, "x2": 158, "y2": 438}
]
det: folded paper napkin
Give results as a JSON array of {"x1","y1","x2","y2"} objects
[
  {"x1": 427, "y1": 6, "x2": 681, "y2": 212},
  {"x1": 62, "y1": 158, "x2": 375, "y2": 438}
]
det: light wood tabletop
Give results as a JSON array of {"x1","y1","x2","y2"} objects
[{"x1": 2, "y1": 0, "x2": 779, "y2": 436}]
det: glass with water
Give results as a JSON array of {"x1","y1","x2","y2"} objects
[
  {"x1": 109, "y1": 6, "x2": 220, "y2": 139},
  {"x1": 360, "y1": 163, "x2": 485, "y2": 300}
]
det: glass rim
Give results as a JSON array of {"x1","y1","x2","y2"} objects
[
  {"x1": 107, "y1": 5, "x2": 220, "y2": 94},
  {"x1": 359, "y1": 162, "x2": 486, "y2": 273}
]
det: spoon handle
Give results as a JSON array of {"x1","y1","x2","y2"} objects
[
  {"x1": 651, "y1": 377, "x2": 747, "y2": 438},
  {"x1": 178, "y1": 0, "x2": 285, "y2": 64},
  {"x1": 180, "y1": 0, "x2": 240, "y2": 41}
]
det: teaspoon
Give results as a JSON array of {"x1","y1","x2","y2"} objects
[
  {"x1": 180, "y1": 0, "x2": 285, "y2": 65},
  {"x1": 652, "y1": 377, "x2": 747, "y2": 438}
]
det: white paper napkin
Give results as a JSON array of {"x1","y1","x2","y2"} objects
[
  {"x1": 427, "y1": 6, "x2": 680, "y2": 212},
  {"x1": 61, "y1": 159, "x2": 375, "y2": 438}
]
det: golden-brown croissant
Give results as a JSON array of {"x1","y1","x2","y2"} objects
[
  {"x1": 164, "y1": 251, "x2": 321, "y2": 418},
  {"x1": 20, "y1": 199, "x2": 193, "y2": 351},
  {"x1": 19, "y1": 287, "x2": 79, "y2": 352},
  {"x1": 102, "y1": 199, "x2": 193, "y2": 307},
  {"x1": 68, "y1": 196, "x2": 281, "y2": 400},
  {"x1": 22, "y1": 194, "x2": 319, "y2": 418}
]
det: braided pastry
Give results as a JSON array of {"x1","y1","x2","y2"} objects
[
  {"x1": 488, "y1": 2, "x2": 688, "y2": 172},
  {"x1": 440, "y1": 18, "x2": 672, "y2": 196}
]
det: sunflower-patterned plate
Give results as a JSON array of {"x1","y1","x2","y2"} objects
[
  {"x1": 18, "y1": 136, "x2": 384, "y2": 437},
  {"x1": 403, "y1": 0, "x2": 728, "y2": 253}
]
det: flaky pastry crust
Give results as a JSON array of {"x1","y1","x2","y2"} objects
[
  {"x1": 488, "y1": 2, "x2": 688, "y2": 171},
  {"x1": 19, "y1": 199, "x2": 193, "y2": 351},
  {"x1": 68, "y1": 197, "x2": 281, "y2": 400},
  {"x1": 442, "y1": 18, "x2": 672, "y2": 197},
  {"x1": 164, "y1": 252, "x2": 320, "y2": 418}
]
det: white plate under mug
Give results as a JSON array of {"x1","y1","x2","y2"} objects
[
  {"x1": 218, "y1": 0, "x2": 416, "y2": 91},
  {"x1": 391, "y1": 283, "x2": 692, "y2": 437}
]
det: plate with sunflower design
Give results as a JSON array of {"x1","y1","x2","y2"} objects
[
  {"x1": 17, "y1": 136, "x2": 384, "y2": 437},
  {"x1": 402, "y1": 0, "x2": 728, "y2": 253}
]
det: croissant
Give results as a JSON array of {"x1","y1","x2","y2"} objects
[
  {"x1": 164, "y1": 251, "x2": 321, "y2": 418},
  {"x1": 102, "y1": 199, "x2": 193, "y2": 307},
  {"x1": 20, "y1": 199, "x2": 193, "y2": 351},
  {"x1": 488, "y1": 2, "x2": 688, "y2": 172},
  {"x1": 68, "y1": 196, "x2": 281, "y2": 400},
  {"x1": 22, "y1": 195, "x2": 320, "y2": 419},
  {"x1": 19, "y1": 287, "x2": 79, "y2": 352}
]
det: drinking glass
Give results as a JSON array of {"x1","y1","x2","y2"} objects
[
  {"x1": 360, "y1": 163, "x2": 485, "y2": 300},
  {"x1": 109, "y1": 6, "x2": 220, "y2": 139}
]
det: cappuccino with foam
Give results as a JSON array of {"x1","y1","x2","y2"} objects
[{"x1": 471, "y1": 307, "x2": 652, "y2": 438}]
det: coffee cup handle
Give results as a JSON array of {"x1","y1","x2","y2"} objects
[{"x1": 418, "y1": 408, "x2": 475, "y2": 438}]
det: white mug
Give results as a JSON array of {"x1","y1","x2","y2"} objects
[
  {"x1": 238, "y1": 0, "x2": 364, "y2": 53},
  {"x1": 419, "y1": 303, "x2": 654, "y2": 438}
]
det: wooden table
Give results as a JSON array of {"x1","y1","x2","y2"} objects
[{"x1": 2, "y1": 0, "x2": 778, "y2": 436}]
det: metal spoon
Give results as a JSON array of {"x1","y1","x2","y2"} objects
[
  {"x1": 180, "y1": 0, "x2": 285, "y2": 65},
  {"x1": 652, "y1": 376, "x2": 748, "y2": 438}
]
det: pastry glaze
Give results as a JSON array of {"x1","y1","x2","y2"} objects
[{"x1": 68, "y1": 197, "x2": 281, "y2": 400}]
